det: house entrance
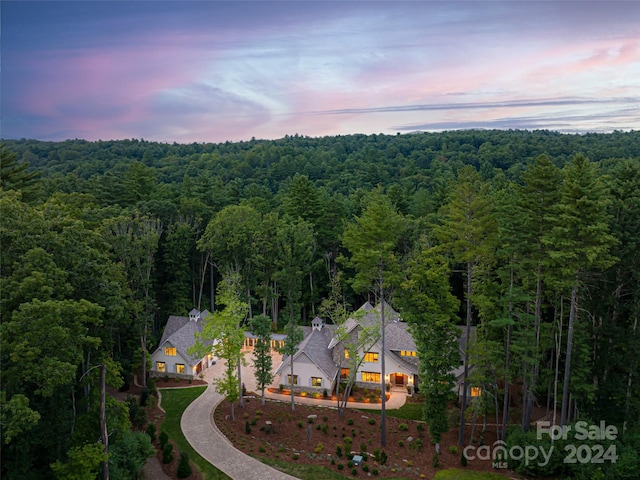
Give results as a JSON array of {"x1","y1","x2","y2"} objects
[{"x1": 393, "y1": 373, "x2": 407, "y2": 387}]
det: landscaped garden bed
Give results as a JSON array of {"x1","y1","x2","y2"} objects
[{"x1": 213, "y1": 394, "x2": 518, "y2": 479}]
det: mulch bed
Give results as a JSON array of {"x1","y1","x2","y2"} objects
[{"x1": 214, "y1": 393, "x2": 521, "y2": 479}]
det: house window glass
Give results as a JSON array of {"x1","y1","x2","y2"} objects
[
  {"x1": 400, "y1": 350, "x2": 417, "y2": 357},
  {"x1": 156, "y1": 362, "x2": 166, "y2": 373},
  {"x1": 344, "y1": 348, "x2": 350, "y2": 359},
  {"x1": 364, "y1": 352, "x2": 379, "y2": 363},
  {"x1": 362, "y1": 372, "x2": 381, "y2": 383},
  {"x1": 311, "y1": 377, "x2": 322, "y2": 387},
  {"x1": 340, "y1": 368, "x2": 350, "y2": 379},
  {"x1": 164, "y1": 346, "x2": 177, "y2": 356},
  {"x1": 287, "y1": 374, "x2": 298, "y2": 385},
  {"x1": 471, "y1": 387, "x2": 482, "y2": 397},
  {"x1": 176, "y1": 364, "x2": 185, "y2": 374}
]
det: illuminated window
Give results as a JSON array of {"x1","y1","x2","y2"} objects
[
  {"x1": 364, "y1": 352, "x2": 379, "y2": 363},
  {"x1": 471, "y1": 387, "x2": 482, "y2": 397},
  {"x1": 176, "y1": 364, "x2": 185, "y2": 374},
  {"x1": 344, "y1": 348, "x2": 350, "y2": 359},
  {"x1": 311, "y1": 377, "x2": 322, "y2": 387},
  {"x1": 164, "y1": 346, "x2": 177, "y2": 356},
  {"x1": 341, "y1": 368, "x2": 350, "y2": 379},
  {"x1": 400, "y1": 350, "x2": 417, "y2": 357},
  {"x1": 362, "y1": 372, "x2": 381, "y2": 383},
  {"x1": 287, "y1": 374, "x2": 298, "y2": 385},
  {"x1": 156, "y1": 362, "x2": 166, "y2": 373}
]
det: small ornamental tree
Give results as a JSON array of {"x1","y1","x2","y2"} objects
[
  {"x1": 277, "y1": 319, "x2": 304, "y2": 412},
  {"x1": 190, "y1": 273, "x2": 247, "y2": 421},
  {"x1": 250, "y1": 314, "x2": 274, "y2": 406}
]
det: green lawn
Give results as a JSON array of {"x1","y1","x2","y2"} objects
[
  {"x1": 159, "y1": 386, "x2": 231, "y2": 480},
  {"x1": 434, "y1": 469, "x2": 511, "y2": 479}
]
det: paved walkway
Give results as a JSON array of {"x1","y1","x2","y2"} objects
[{"x1": 180, "y1": 353, "x2": 408, "y2": 480}]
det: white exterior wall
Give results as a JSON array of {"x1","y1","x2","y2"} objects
[
  {"x1": 150, "y1": 341, "x2": 194, "y2": 377},
  {"x1": 353, "y1": 346, "x2": 416, "y2": 387},
  {"x1": 282, "y1": 353, "x2": 330, "y2": 390}
]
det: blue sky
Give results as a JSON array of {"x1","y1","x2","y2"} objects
[{"x1": 2, "y1": 1, "x2": 639, "y2": 143}]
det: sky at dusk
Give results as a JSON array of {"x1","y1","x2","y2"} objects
[{"x1": 2, "y1": 1, "x2": 639, "y2": 144}]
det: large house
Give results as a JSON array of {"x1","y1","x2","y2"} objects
[
  {"x1": 274, "y1": 301, "x2": 422, "y2": 394},
  {"x1": 149, "y1": 308, "x2": 216, "y2": 380}
]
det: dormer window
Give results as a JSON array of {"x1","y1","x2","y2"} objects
[
  {"x1": 311, "y1": 316, "x2": 323, "y2": 331},
  {"x1": 189, "y1": 308, "x2": 200, "y2": 322}
]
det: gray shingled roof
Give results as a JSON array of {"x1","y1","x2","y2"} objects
[
  {"x1": 275, "y1": 327, "x2": 339, "y2": 380},
  {"x1": 155, "y1": 310, "x2": 212, "y2": 366}
]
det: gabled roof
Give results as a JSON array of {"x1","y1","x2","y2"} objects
[
  {"x1": 155, "y1": 310, "x2": 211, "y2": 366},
  {"x1": 275, "y1": 327, "x2": 338, "y2": 380}
]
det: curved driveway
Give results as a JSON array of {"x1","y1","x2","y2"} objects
[{"x1": 180, "y1": 353, "x2": 407, "y2": 480}]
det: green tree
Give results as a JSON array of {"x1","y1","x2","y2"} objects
[
  {"x1": 103, "y1": 213, "x2": 162, "y2": 388},
  {"x1": 543, "y1": 154, "x2": 617, "y2": 426},
  {"x1": 250, "y1": 314, "x2": 275, "y2": 406},
  {"x1": 396, "y1": 242, "x2": 459, "y2": 453},
  {"x1": 275, "y1": 217, "x2": 315, "y2": 324},
  {"x1": 341, "y1": 187, "x2": 405, "y2": 446},
  {"x1": 198, "y1": 204, "x2": 261, "y2": 315},
  {"x1": 50, "y1": 442, "x2": 108, "y2": 480},
  {"x1": 0, "y1": 143, "x2": 41, "y2": 201},
  {"x1": 436, "y1": 166, "x2": 497, "y2": 446},
  {"x1": 190, "y1": 274, "x2": 247, "y2": 421},
  {"x1": 277, "y1": 319, "x2": 305, "y2": 412}
]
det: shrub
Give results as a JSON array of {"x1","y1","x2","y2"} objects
[
  {"x1": 145, "y1": 422, "x2": 156, "y2": 442},
  {"x1": 245, "y1": 421, "x2": 251, "y2": 434},
  {"x1": 399, "y1": 423, "x2": 408, "y2": 431},
  {"x1": 321, "y1": 424, "x2": 329, "y2": 434},
  {"x1": 139, "y1": 387, "x2": 150, "y2": 406},
  {"x1": 373, "y1": 448, "x2": 380, "y2": 461},
  {"x1": 347, "y1": 418, "x2": 354, "y2": 425},
  {"x1": 323, "y1": 415, "x2": 329, "y2": 422},
  {"x1": 243, "y1": 412, "x2": 249, "y2": 419},
  {"x1": 297, "y1": 421, "x2": 304, "y2": 428},
  {"x1": 159, "y1": 431, "x2": 169, "y2": 449},
  {"x1": 279, "y1": 384, "x2": 284, "y2": 392},
  {"x1": 347, "y1": 460, "x2": 354, "y2": 468},
  {"x1": 323, "y1": 389, "x2": 328, "y2": 399},
  {"x1": 351, "y1": 468, "x2": 358, "y2": 475},
  {"x1": 147, "y1": 378, "x2": 157, "y2": 395},
  {"x1": 162, "y1": 443, "x2": 174, "y2": 464},
  {"x1": 432, "y1": 452, "x2": 440, "y2": 468},
  {"x1": 307, "y1": 417, "x2": 314, "y2": 424},
  {"x1": 292, "y1": 453, "x2": 299, "y2": 460},
  {"x1": 461, "y1": 450, "x2": 467, "y2": 466},
  {"x1": 372, "y1": 467, "x2": 379, "y2": 475},
  {"x1": 336, "y1": 444, "x2": 343, "y2": 457},
  {"x1": 255, "y1": 409, "x2": 263, "y2": 416},
  {"x1": 368, "y1": 418, "x2": 376, "y2": 425},
  {"x1": 259, "y1": 446, "x2": 266, "y2": 453},
  {"x1": 398, "y1": 440, "x2": 404, "y2": 447},
  {"x1": 331, "y1": 458, "x2": 335, "y2": 465},
  {"x1": 177, "y1": 452, "x2": 192, "y2": 478},
  {"x1": 362, "y1": 464, "x2": 369, "y2": 472},
  {"x1": 337, "y1": 464, "x2": 344, "y2": 470},
  {"x1": 126, "y1": 396, "x2": 147, "y2": 428},
  {"x1": 416, "y1": 423, "x2": 424, "y2": 434},
  {"x1": 164, "y1": 374, "x2": 169, "y2": 382},
  {"x1": 449, "y1": 445, "x2": 458, "y2": 455},
  {"x1": 380, "y1": 450, "x2": 387, "y2": 465},
  {"x1": 314, "y1": 442, "x2": 324, "y2": 453},
  {"x1": 360, "y1": 442, "x2": 367, "y2": 452}
]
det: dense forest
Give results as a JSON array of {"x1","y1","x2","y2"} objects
[{"x1": 2, "y1": 129, "x2": 639, "y2": 479}]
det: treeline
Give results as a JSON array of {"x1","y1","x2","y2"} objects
[{"x1": 1, "y1": 129, "x2": 639, "y2": 478}]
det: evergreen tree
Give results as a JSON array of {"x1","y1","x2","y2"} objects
[
  {"x1": 543, "y1": 154, "x2": 617, "y2": 426},
  {"x1": 396, "y1": 242, "x2": 459, "y2": 453},
  {"x1": 436, "y1": 166, "x2": 497, "y2": 446},
  {"x1": 250, "y1": 314, "x2": 275, "y2": 406},
  {"x1": 341, "y1": 187, "x2": 405, "y2": 447}
]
